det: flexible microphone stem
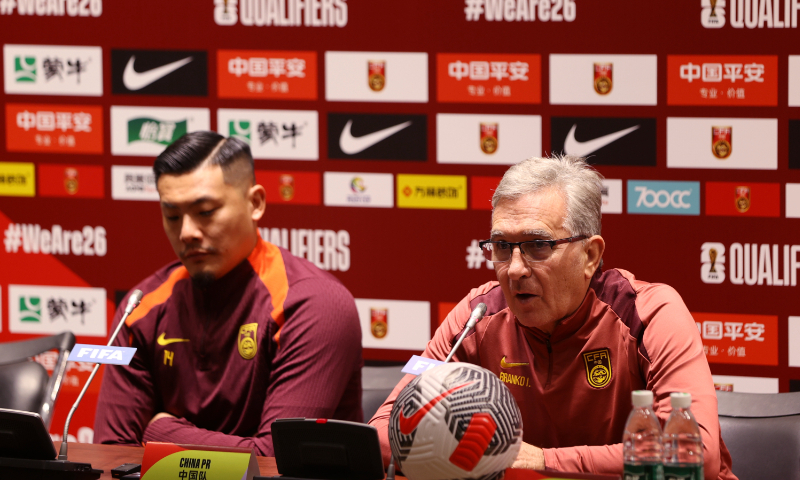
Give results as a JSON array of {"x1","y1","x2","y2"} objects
[
  {"x1": 58, "y1": 290, "x2": 143, "y2": 461},
  {"x1": 444, "y1": 303, "x2": 486, "y2": 363}
]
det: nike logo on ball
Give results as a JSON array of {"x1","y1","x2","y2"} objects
[
  {"x1": 338, "y1": 119, "x2": 412, "y2": 155},
  {"x1": 123, "y1": 56, "x2": 193, "y2": 91},
  {"x1": 398, "y1": 381, "x2": 473, "y2": 435},
  {"x1": 156, "y1": 333, "x2": 190, "y2": 346},
  {"x1": 564, "y1": 124, "x2": 640, "y2": 157}
]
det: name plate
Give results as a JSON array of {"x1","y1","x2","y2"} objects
[
  {"x1": 401, "y1": 355, "x2": 445, "y2": 375},
  {"x1": 141, "y1": 442, "x2": 259, "y2": 480},
  {"x1": 67, "y1": 344, "x2": 137, "y2": 365}
]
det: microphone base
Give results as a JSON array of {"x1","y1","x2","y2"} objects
[{"x1": 0, "y1": 456, "x2": 103, "y2": 480}]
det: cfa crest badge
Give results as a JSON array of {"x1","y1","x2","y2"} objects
[
  {"x1": 712, "y1": 126, "x2": 732, "y2": 159},
  {"x1": 480, "y1": 122, "x2": 498, "y2": 154},
  {"x1": 370, "y1": 307, "x2": 388, "y2": 339},
  {"x1": 583, "y1": 348, "x2": 612, "y2": 389},
  {"x1": 64, "y1": 167, "x2": 79, "y2": 195},
  {"x1": 368, "y1": 60, "x2": 386, "y2": 92},
  {"x1": 238, "y1": 323, "x2": 258, "y2": 360},
  {"x1": 735, "y1": 186, "x2": 751, "y2": 213},
  {"x1": 279, "y1": 174, "x2": 294, "y2": 201},
  {"x1": 593, "y1": 63, "x2": 613, "y2": 95}
]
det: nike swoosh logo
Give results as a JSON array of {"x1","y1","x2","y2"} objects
[
  {"x1": 398, "y1": 381, "x2": 473, "y2": 435},
  {"x1": 123, "y1": 56, "x2": 193, "y2": 91},
  {"x1": 563, "y1": 124, "x2": 640, "y2": 157},
  {"x1": 500, "y1": 356, "x2": 529, "y2": 368},
  {"x1": 157, "y1": 332, "x2": 190, "y2": 346},
  {"x1": 339, "y1": 119, "x2": 412, "y2": 155}
]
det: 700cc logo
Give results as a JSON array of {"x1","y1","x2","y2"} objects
[{"x1": 627, "y1": 180, "x2": 700, "y2": 215}]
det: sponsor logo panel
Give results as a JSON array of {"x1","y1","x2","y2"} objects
[
  {"x1": 328, "y1": 113, "x2": 427, "y2": 161},
  {"x1": 217, "y1": 109, "x2": 318, "y2": 160},
  {"x1": 693, "y1": 312, "x2": 777, "y2": 366},
  {"x1": 3, "y1": 223, "x2": 107, "y2": 256},
  {"x1": 218, "y1": 50, "x2": 316, "y2": 100},
  {"x1": 700, "y1": 0, "x2": 800, "y2": 29},
  {"x1": 550, "y1": 117, "x2": 656, "y2": 166},
  {"x1": 397, "y1": 174, "x2": 467, "y2": 210},
  {"x1": 4, "y1": 44, "x2": 102, "y2": 96},
  {"x1": 790, "y1": 57, "x2": 800, "y2": 106},
  {"x1": 700, "y1": 242, "x2": 800, "y2": 286},
  {"x1": 254, "y1": 171, "x2": 321, "y2": 205},
  {"x1": 323, "y1": 172, "x2": 393, "y2": 208},
  {"x1": 325, "y1": 52, "x2": 428, "y2": 103},
  {"x1": 0, "y1": 0, "x2": 102, "y2": 16},
  {"x1": 355, "y1": 298, "x2": 431, "y2": 350},
  {"x1": 8, "y1": 285, "x2": 107, "y2": 336},
  {"x1": 627, "y1": 180, "x2": 700, "y2": 215},
  {"x1": 790, "y1": 317, "x2": 800, "y2": 367},
  {"x1": 258, "y1": 227, "x2": 350, "y2": 272},
  {"x1": 111, "y1": 166, "x2": 158, "y2": 201},
  {"x1": 470, "y1": 176, "x2": 501, "y2": 210},
  {"x1": 787, "y1": 184, "x2": 800, "y2": 218},
  {"x1": 111, "y1": 49, "x2": 208, "y2": 96},
  {"x1": 437, "y1": 53, "x2": 541, "y2": 104},
  {"x1": 667, "y1": 117, "x2": 777, "y2": 170},
  {"x1": 6, "y1": 104, "x2": 103, "y2": 153},
  {"x1": 790, "y1": 120, "x2": 800, "y2": 169},
  {"x1": 711, "y1": 375, "x2": 779, "y2": 393},
  {"x1": 213, "y1": 0, "x2": 348, "y2": 27},
  {"x1": 601, "y1": 179, "x2": 623, "y2": 214},
  {"x1": 549, "y1": 55, "x2": 657, "y2": 106},
  {"x1": 667, "y1": 55, "x2": 777, "y2": 106},
  {"x1": 463, "y1": 0, "x2": 577, "y2": 21},
  {"x1": 111, "y1": 106, "x2": 210, "y2": 157},
  {"x1": 437, "y1": 114, "x2": 541, "y2": 165},
  {"x1": 705, "y1": 182, "x2": 779, "y2": 217},
  {"x1": 0, "y1": 162, "x2": 35, "y2": 197},
  {"x1": 38, "y1": 164, "x2": 104, "y2": 198}
]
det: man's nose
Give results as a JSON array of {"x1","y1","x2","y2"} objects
[
  {"x1": 507, "y1": 246, "x2": 531, "y2": 280},
  {"x1": 179, "y1": 214, "x2": 202, "y2": 244}
]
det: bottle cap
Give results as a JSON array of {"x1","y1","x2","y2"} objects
[
  {"x1": 631, "y1": 390, "x2": 653, "y2": 407},
  {"x1": 670, "y1": 392, "x2": 692, "y2": 409}
]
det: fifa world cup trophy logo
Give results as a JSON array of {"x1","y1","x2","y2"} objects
[
  {"x1": 709, "y1": 248, "x2": 718, "y2": 273},
  {"x1": 710, "y1": 0, "x2": 718, "y2": 17}
]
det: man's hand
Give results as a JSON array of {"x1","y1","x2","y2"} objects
[
  {"x1": 511, "y1": 441, "x2": 545, "y2": 470},
  {"x1": 148, "y1": 412, "x2": 175, "y2": 427}
]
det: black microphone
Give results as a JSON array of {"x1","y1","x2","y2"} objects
[
  {"x1": 57, "y1": 289, "x2": 144, "y2": 461},
  {"x1": 444, "y1": 302, "x2": 487, "y2": 363}
]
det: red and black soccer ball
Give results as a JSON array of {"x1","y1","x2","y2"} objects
[{"x1": 388, "y1": 363, "x2": 523, "y2": 480}]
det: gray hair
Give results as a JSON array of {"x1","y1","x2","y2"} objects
[{"x1": 491, "y1": 154, "x2": 603, "y2": 236}]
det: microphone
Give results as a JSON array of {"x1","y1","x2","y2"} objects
[
  {"x1": 444, "y1": 302, "x2": 486, "y2": 363},
  {"x1": 57, "y1": 289, "x2": 144, "y2": 461}
]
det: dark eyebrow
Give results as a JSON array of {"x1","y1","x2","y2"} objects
[{"x1": 161, "y1": 196, "x2": 217, "y2": 209}]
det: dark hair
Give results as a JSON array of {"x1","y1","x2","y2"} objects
[{"x1": 153, "y1": 131, "x2": 254, "y2": 183}]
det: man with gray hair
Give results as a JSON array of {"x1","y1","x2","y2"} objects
[{"x1": 369, "y1": 155, "x2": 736, "y2": 479}]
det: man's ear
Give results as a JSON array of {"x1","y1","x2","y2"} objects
[
  {"x1": 584, "y1": 235, "x2": 605, "y2": 278},
  {"x1": 249, "y1": 184, "x2": 266, "y2": 222}
]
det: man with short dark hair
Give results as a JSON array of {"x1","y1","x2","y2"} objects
[
  {"x1": 94, "y1": 131, "x2": 362, "y2": 455},
  {"x1": 370, "y1": 155, "x2": 737, "y2": 480}
]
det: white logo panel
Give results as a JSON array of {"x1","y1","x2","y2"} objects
[
  {"x1": 325, "y1": 52, "x2": 428, "y2": 103},
  {"x1": 436, "y1": 114, "x2": 541, "y2": 165},
  {"x1": 111, "y1": 166, "x2": 159, "y2": 201},
  {"x1": 549, "y1": 54, "x2": 657, "y2": 105},
  {"x1": 788, "y1": 184, "x2": 800, "y2": 218},
  {"x1": 667, "y1": 117, "x2": 777, "y2": 170},
  {"x1": 217, "y1": 109, "x2": 318, "y2": 160},
  {"x1": 356, "y1": 299, "x2": 430, "y2": 350},
  {"x1": 791, "y1": 317, "x2": 800, "y2": 367},
  {"x1": 790, "y1": 57, "x2": 800, "y2": 106},
  {"x1": 110, "y1": 106, "x2": 210, "y2": 157},
  {"x1": 4, "y1": 45, "x2": 103, "y2": 96},
  {"x1": 9, "y1": 285, "x2": 107, "y2": 337},
  {"x1": 601, "y1": 179, "x2": 623, "y2": 214},
  {"x1": 323, "y1": 172, "x2": 394, "y2": 208},
  {"x1": 711, "y1": 375, "x2": 778, "y2": 394}
]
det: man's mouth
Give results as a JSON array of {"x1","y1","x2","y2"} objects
[
  {"x1": 515, "y1": 292, "x2": 538, "y2": 301},
  {"x1": 182, "y1": 249, "x2": 212, "y2": 260}
]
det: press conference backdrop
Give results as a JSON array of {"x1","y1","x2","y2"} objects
[{"x1": 1, "y1": 0, "x2": 800, "y2": 443}]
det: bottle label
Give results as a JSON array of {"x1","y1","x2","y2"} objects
[
  {"x1": 664, "y1": 465, "x2": 703, "y2": 480},
  {"x1": 624, "y1": 463, "x2": 665, "y2": 480}
]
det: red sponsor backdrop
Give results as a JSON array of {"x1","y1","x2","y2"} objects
[{"x1": 1, "y1": 0, "x2": 799, "y2": 442}]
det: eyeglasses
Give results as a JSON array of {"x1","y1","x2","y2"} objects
[{"x1": 478, "y1": 235, "x2": 587, "y2": 263}]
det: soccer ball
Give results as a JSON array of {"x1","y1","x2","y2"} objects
[{"x1": 388, "y1": 363, "x2": 523, "y2": 480}]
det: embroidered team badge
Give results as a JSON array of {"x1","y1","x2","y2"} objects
[
  {"x1": 583, "y1": 348, "x2": 612, "y2": 389},
  {"x1": 238, "y1": 323, "x2": 258, "y2": 360}
]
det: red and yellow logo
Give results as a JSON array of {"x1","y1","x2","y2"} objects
[
  {"x1": 583, "y1": 348, "x2": 612, "y2": 388},
  {"x1": 368, "y1": 60, "x2": 386, "y2": 92},
  {"x1": 255, "y1": 171, "x2": 320, "y2": 205},
  {"x1": 593, "y1": 63, "x2": 613, "y2": 95},
  {"x1": 370, "y1": 308, "x2": 388, "y2": 339},
  {"x1": 38, "y1": 164, "x2": 104, "y2": 198}
]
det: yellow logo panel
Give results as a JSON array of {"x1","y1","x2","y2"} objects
[
  {"x1": 583, "y1": 348, "x2": 612, "y2": 389},
  {"x1": 396, "y1": 174, "x2": 467, "y2": 210},
  {"x1": 238, "y1": 323, "x2": 258, "y2": 360},
  {"x1": 0, "y1": 162, "x2": 35, "y2": 197}
]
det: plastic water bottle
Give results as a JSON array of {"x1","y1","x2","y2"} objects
[
  {"x1": 663, "y1": 392, "x2": 704, "y2": 480},
  {"x1": 623, "y1": 390, "x2": 664, "y2": 480}
]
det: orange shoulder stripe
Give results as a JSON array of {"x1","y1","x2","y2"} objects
[
  {"x1": 125, "y1": 266, "x2": 190, "y2": 326},
  {"x1": 248, "y1": 237, "x2": 289, "y2": 347}
]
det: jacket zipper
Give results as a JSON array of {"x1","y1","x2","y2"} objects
[{"x1": 545, "y1": 338, "x2": 553, "y2": 388}]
